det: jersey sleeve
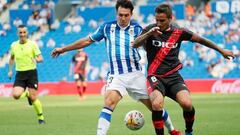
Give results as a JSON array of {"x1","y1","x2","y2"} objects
[
  {"x1": 135, "y1": 24, "x2": 142, "y2": 36},
  {"x1": 89, "y1": 23, "x2": 106, "y2": 42},
  {"x1": 181, "y1": 28, "x2": 194, "y2": 41},
  {"x1": 32, "y1": 41, "x2": 41, "y2": 57}
]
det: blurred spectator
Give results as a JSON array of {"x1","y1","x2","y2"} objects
[
  {"x1": 89, "y1": 67, "x2": 99, "y2": 81},
  {"x1": 147, "y1": 14, "x2": 155, "y2": 24},
  {"x1": 36, "y1": 38, "x2": 44, "y2": 48},
  {"x1": 186, "y1": 4, "x2": 195, "y2": 17},
  {"x1": 2, "y1": 22, "x2": 11, "y2": 31},
  {"x1": 47, "y1": 0, "x2": 55, "y2": 9},
  {"x1": 179, "y1": 50, "x2": 186, "y2": 62},
  {"x1": 138, "y1": 48, "x2": 147, "y2": 74},
  {"x1": 13, "y1": 17, "x2": 23, "y2": 27},
  {"x1": 184, "y1": 57, "x2": 194, "y2": 67},
  {"x1": 208, "y1": 58, "x2": 237, "y2": 78},
  {"x1": 50, "y1": 19, "x2": 60, "y2": 30},
  {"x1": 76, "y1": 15, "x2": 85, "y2": 25},
  {"x1": 46, "y1": 38, "x2": 56, "y2": 48},
  {"x1": 232, "y1": 45, "x2": 240, "y2": 56},
  {"x1": 99, "y1": 61, "x2": 109, "y2": 81},
  {"x1": 0, "y1": 0, "x2": 8, "y2": 13},
  {"x1": 33, "y1": 10, "x2": 40, "y2": 20},
  {"x1": 72, "y1": 24, "x2": 81, "y2": 33},
  {"x1": 0, "y1": 29, "x2": 6, "y2": 36},
  {"x1": 22, "y1": 2, "x2": 29, "y2": 9},
  {"x1": 89, "y1": 19, "x2": 98, "y2": 29},
  {"x1": 204, "y1": 2, "x2": 212, "y2": 17},
  {"x1": 64, "y1": 25, "x2": 72, "y2": 34}
]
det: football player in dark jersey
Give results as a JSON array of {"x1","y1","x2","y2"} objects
[
  {"x1": 133, "y1": 4, "x2": 235, "y2": 135},
  {"x1": 69, "y1": 49, "x2": 88, "y2": 100}
]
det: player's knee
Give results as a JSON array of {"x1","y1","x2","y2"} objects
[
  {"x1": 12, "y1": 93, "x2": 21, "y2": 100},
  {"x1": 104, "y1": 97, "x2": 118, "y2": 108},
  {"x1": 180, "y1": 99, "x2": 192, "y2": 111},
  {"x1": 29, "y1": 94, "x2": 37, "y2": 101},
  {"x1": 151, "y1": 100, "x2": 163, "y2": 110}
]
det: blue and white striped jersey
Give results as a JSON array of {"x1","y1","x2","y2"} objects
[{"x1": 90, "y1": 20, "x2": 142, "y2": 75}]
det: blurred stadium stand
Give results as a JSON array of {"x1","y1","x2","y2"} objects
[{"x1": 0, "y1": 0, "x2": 239, "y2": 83}]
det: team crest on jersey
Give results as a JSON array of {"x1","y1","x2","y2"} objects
[
  {"x1": 111, "y1": 29, "x2": 114, "y2": 33},
  {"x1": 110, "y1": 24, "x2": 116, "y2": 33},
  {"x1": 129, "y1": 29, "x2": 134, "y2": 36}
]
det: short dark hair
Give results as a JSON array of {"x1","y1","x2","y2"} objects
[
  {"x1": 155, "y1": 4, "x2": 172, "y2": 19},
  {"x1": 115, "y1": 0, "x2": 134, "y2": 13},
  {"x1": 18, "y1": 24, "x2": 26, "y2": 28}
]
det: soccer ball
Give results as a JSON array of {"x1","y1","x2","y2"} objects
[{"x1": 124, "y1": 110, "x2": 145, "y2": 130}]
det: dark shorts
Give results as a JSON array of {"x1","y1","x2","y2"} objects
[
  {"x1": 14, "y1": 69, "x2": 38, "y2": 90},
  {"x1": 74, "y1": 73, "x2": 85, "y2": 82},
  {"x1": 147, "y1": 71, "x2": 189, "y2": 100}
]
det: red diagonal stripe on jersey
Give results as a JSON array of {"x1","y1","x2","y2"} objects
[
  {"x1": 148, "y1": 29, "x2": 183, "y2": 76},
  {"x1": 74, "y1": 61, "x2": 83, "y2": 73}
]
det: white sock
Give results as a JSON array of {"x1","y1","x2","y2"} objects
[
  {"x1": 97, "y1": 107, "x2": 113, "y2": 135},
  {"x1": 163, "y1": 109, "x2": 175, "y2": 132}
]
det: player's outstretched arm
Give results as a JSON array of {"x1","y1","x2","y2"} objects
[
  {"x1": 51, "y1": 37, "x2": 94, "y2": 58},
  {"x1": 133, "y1": 27, "x2": 162, "y2": 48},
  {"x1": 8, "y1": 55, "x2": 14, "y2": 79},
  {"x1": 191, "y1": 34, "x2": 235, "y2": 60}
]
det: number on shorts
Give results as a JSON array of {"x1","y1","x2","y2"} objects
[
  {"x1": 151, "y1": 76, "x2": 157, "y2": 82},
  {"x1": 108, "y1": 77, "x2": 114, "y2": 84}
]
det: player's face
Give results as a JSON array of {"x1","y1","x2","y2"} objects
[
  {"x1": 117, "y1": 6, "x2": 132, "y2": 27},
  {"x1": 155, "y1": 13, "x2": 171, "y2": 31},
  {"x1": 17, "y1": 27, "x2": 28, "y2": 43}
]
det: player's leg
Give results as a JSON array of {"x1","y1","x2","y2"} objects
[
  {"x1": 128, "y1": 72, "x2": 165, "y2": 135},
  {"x1": 176, "y1": 90, "x2": 194, "y2": 135},
  {"x1": 27, "y1": 69, "x2": 45, "y2": 124},
  {"x1": 12, "y1": 86, "x2": 25, "y2": 100},
  {"x1": 80, "y1": 74, "x2": 87, "y2": 95},
  {"x1": 82, "y1": 81, "x2": 87, "y2": 95},
  {"x1": 163, "y1": 109, "x2": 182, "y2": 135},
  {"x1": 74, "y1": 73, "x2": 83, "y2": 98},
  {"x1": 147, "y1": 75, "x2": 166, "y2": 135},
  {"x1": 76, "y1": 80, "x2": 83, "y2": 97},
  {"x1": 28, "y1": 88, "x2": 45, "y2": 124},
  {"x1": 97, "y1": 75, "x2": 125, "y2": 135},
  {"x1": 97, "y1": 90, "x2": 122, "y2": 135},
  {"x1": 80, "y1": 74, "x2": 87, "y2": 99},
  {"x1": 150, "y1": 89, "x2": 165, "y2": 135},
  {"x1": 12, "y1": 71, "x2": 27, "y2": 100},
  {"x1": 140, "y1": 99, "x2": 180, "y2": 135},
  {"x1": 20, "y1": 89, "x2": 29, "y2": 99},
  {"x1": 168, "y1": 72, "x2": 194, "y2": 135}
]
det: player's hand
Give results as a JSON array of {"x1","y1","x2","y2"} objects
[
  {"x1": 8, "y1": 71, "x2": 12, "y2": 79},
  {"x1": 221, "y1": 49, "x2": 235, "y2": 60},
  {"x1": 51, "y1": 48, "x2": 64, "y2": 58},
  {"x1": 148, "y1": 27, "x2": 162, "y2": 36}
]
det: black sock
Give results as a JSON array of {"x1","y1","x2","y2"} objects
[
  {"x1": 82, "y1": 86, "x2": 86, "y2": 94},
  {"x1": 77, "y1": 86, "x2": 82, "y2": 96},
  {"x1": 152, "y1": 110, "x2": 164, "y2": 135},
  {"x1": 183, "y1": 106, "x2": 195, "y2": 133}
]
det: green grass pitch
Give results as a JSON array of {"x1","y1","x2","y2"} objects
[{"x1": 0, "y1": 94, "x2": 240, "y2": 135}]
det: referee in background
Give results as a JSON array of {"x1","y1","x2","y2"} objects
[{"x1": 8, "y1": 25, "x2": 45, "y2": 124}]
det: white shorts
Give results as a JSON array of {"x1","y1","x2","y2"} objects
[{"x1": 105, "y1": 71, "x2": 149, "y2": 101}]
